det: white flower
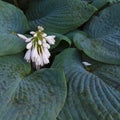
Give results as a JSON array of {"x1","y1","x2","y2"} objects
[
  {"x1": 42, "y1": 52, "x2": 49, "y2": 64},
  {"x1": 43, "y1": 43, "x2": 50, "y2": 49},
  {"x1": 30, "y1": 31, "x2": 36, "y2": 35},
  {"x1": 17, "y1": 26, "x2": 55, "y2": 69},
  {"x1": 45, "y1": 35, "x2": 55, "y2": 45},
  {"x1": 38, "y1": 26, "x2": 44, "y2": 31},
  {"x1": 42, "y1": 33, "x2": 47, "y2": 37},
  {"x1": 82, "y1": 61, "x2": 91, "y2": 66},
  {"x1": 17, "y1": 34, "x2": 28, "y2": 40},
  {"x1": 37, "y1": 53, "x2": 44, "y2": 66},
  {"x1": 26, "y1": 41, "x2": 32, "y2": 49},
  {"x1": 43, "y1": 47, "x2": 50, "y2": 58},
  {"x1": 17, "y1": 34, "x2": 32, "y2": 42},
  {"x1": 31, "y1": 46, "x2": 39, "y2": 62},
  {"x1": 24, "y1": 49, "x2": 31, "y2": 62},
  {"x1": 38, "y1": 40, "x2": 42, "y2": 45}
]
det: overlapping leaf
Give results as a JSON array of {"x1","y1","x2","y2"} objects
[
  {"x1": 0, "y1": 1, "x2": 29, "y2": 56},
  {"x1": 90, "y1": 0, "x2": 120, "y2": 9},
  {"x1": 109, "y1": 0, "x2": 120, "y2": 3},
  {"x1": 81, "y1": 53, "x2": 120, "y2": 91},
  {"x1": 26, "y1": 0, "x2": 96, "y2": 34},
  {"x1": 52, "y1": 48, "x2": 120, "y2": 120},
  {"x1": 91, "y1": 0, "x2": 108, "y2": 9},
  {"x1": 91, "y1": 0, "x2": 120, "y2": 10},
  {"x1": 72, "y1": 4, "x2": 120, "y2": 64},
  {"x1": 0, "y1": 54, "x2": 67, "y2": 120},
  {"x1": 49, "y1": 33, "x2": 71, "y2": 52}
]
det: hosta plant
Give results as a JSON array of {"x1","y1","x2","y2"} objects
[{"x1": 0, "y1": 0, "x2": 120, "y2": 120}]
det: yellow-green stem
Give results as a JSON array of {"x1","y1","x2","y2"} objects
[{"x1": 13, "y1": 0, "x2": 19, "y2": 7}]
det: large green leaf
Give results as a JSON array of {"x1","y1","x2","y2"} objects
[
  {"x1": 91, "y1": 0, "x2": 120, "y2": 9},
  {"x1": 91, "y1": 0, "x2": 108, "y2": 9},
  {"x1": 26, "y1": 0, "x2": 96, "y2": 34},
  {"x1": 0, "y1": 1, "x2": 29, "y2": 33},
  {"x1": 91, "y1": 0, "x2": 120, "y2": 10},
  {"x1": 93, "y1": 65, "x2": 120, "y2": 91},
  {"x1": 0, "y1": 54, "x2": 67, "y2": 120},
  {"x1": 73, "y1": 4, "x2": 120, "y2": 64},
  {"x1": 3, "y1": 0, "x2": 29, "y2": 10},
  {"x1": 108, "y1": 0, "x2": 120, "y2": 3},
  {"x1": 0, "y1": 33, "x2": 26, "y2": 56},
  {"x1": 81, "y1": 53, "x2": 120, "y2": 91},
  {"x1": 0, "y1": 1, "x2": 29, "y2": 56},
  {"x1": 52, "y1": 48, "x2": 120, "y2": 120}
]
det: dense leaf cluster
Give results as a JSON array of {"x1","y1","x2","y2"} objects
[{"x1": 0, "y1": 0, "x2": 120, "y2": 119}]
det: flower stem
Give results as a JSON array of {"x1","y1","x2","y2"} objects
[{"x1": 13, "y1": 0, "x2": 19, "y2": 7}]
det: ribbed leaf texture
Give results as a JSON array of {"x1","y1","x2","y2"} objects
[
  {"x1": 26, "y1": 0, "x2": 96, "y2": 34},
  {"x1": 109, "y1": 0, "x2": 120, "y2": 3},
  {"x1": 91, "y1": 0, "x2": 120, "y2": 9},
  {"x1": 52, "y1": 48, "x2": 120, "y2": 120},
  {"x1": 0, "y1": 54, "x2": 67, "y2": 120},
  {"x1": 91, "y1": 0, "x2": 108, "y2": 9},
  {"x1": 72, "y1": 3, "x2": 120, "y2": 64},
  {"x1": 0, "y1": 1, "x2": 29, "y2": 56}
]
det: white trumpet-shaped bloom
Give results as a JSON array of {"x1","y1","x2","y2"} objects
[{"x1": 17, "y1": 26, "x2": 55, "y2": 69}]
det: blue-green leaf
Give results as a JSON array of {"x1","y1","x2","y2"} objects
[
  {"x1": 0, "y1": 33, "x2": 26, "y2": 56},
  {"x1": 0, "y1": 54, "x2": 67, "y2": 120},
  {"x1": 49, "y1": 33, "x2": 71, "y2": 51},
  {"x1": 26, "y1": 0, "x2": 96, "y2": 34},
  {"x1": 0, "y1": 1, "x2": 29, "y2": 56},
  {"x1": 73, "y1": 4, "x2": 120, "y2": 64},
  {"x1": 0, "y1": 1, "x2": 29, "y2": 33},
  {"x1": 91, "y1": 0, "x2": 108, "y2": 9},
  {"x1": 52, "y1": 48, "x2": 120, "y2": 120}
]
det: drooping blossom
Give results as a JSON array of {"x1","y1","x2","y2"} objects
[{"x1": 17, "y1": 26, "x2": 55, "y2": 69}]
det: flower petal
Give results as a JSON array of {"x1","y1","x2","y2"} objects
[
  {"x1": 38, "y1": 26, "x2": 44, "y2": 31},
  {"x1": 42, "y1": 52, "x2": 49, "y2": 64},
  {"x1": 39, "y1": 53, "x2": 44, "y2": 66},
  {"x1": 35, "y1": 54, "x2": 44, "y2": 68},
  {"x1": 33, "y1": 33, "x2": 37, "y2": 37},
  {"x1": 17, "y1": 33, "x2": 32, "y2": 42},
  {"x1": 43, "y1": 43, "x2": 50, "y2": 49},
  {"x1": 43, "y1": 38, "x2": 47, "y2": 44},
  {"x1": 45, "y1": 35, "x2": 55, "y2": 45},
  {"x1": 82, "y1": 61, "x2": 91, "y2": 66},
  {"x1": 17, "y1": 34, "x2": 28, "y2": 41},
  {"x1": 26, "y1": 42, "x2": 33, "y2": 49},
  {"x1": 31, "y1": 47, "x2": 39, "y2": 62},
  {"x1": 24, "y1": 49, "x2": 31, "y2": 62},
  {"x1": 43, "y1": 48, "x2": 51, "y2": 58},
  {"x1": 25, "y1": 38, "x2": 32, "y2": 42},
  {"x1": 38, "y1": 40, "x2": 42, "y2": 45},
  {"x1": 42, "y1": 33, "x2": 47, "y2": 37},
  {"x1": 30, "y1": 31, "x2": 36, "y2": 35}
]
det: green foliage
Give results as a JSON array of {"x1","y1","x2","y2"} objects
[
  {"x1": 0, "y1": 1, "x2": 29, "y2": 56},
  {"x1": 0, "y1": 0, "x2": 120, "y2": 120},
  {"x1": 91, "y1": 0, "x2": 108, "y2": 9},
  {"x1": 0, "y1": 54, "x2": 67, "y2": 120},
  {"x1": 0, "y1": 1, "x2": 29, "y2": 33},
  {"x1": 52, "y1": 48, "x2": 120, "y2": 120},
  {"x1": 26, "y1": 0, "x2": 96, "y2": 34},
  {"x1": 109, "y1": 0, "x2": 120, "y2": 3},
  {"x1": 0, "y1": 33, "x2": 26, "y2": 56},
  {"x1": 72, "y1": 4, "x2": 120, "y2": 64},
  {"x1": 50, "y1": 33, "x2": 71, "y2": 50}
]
